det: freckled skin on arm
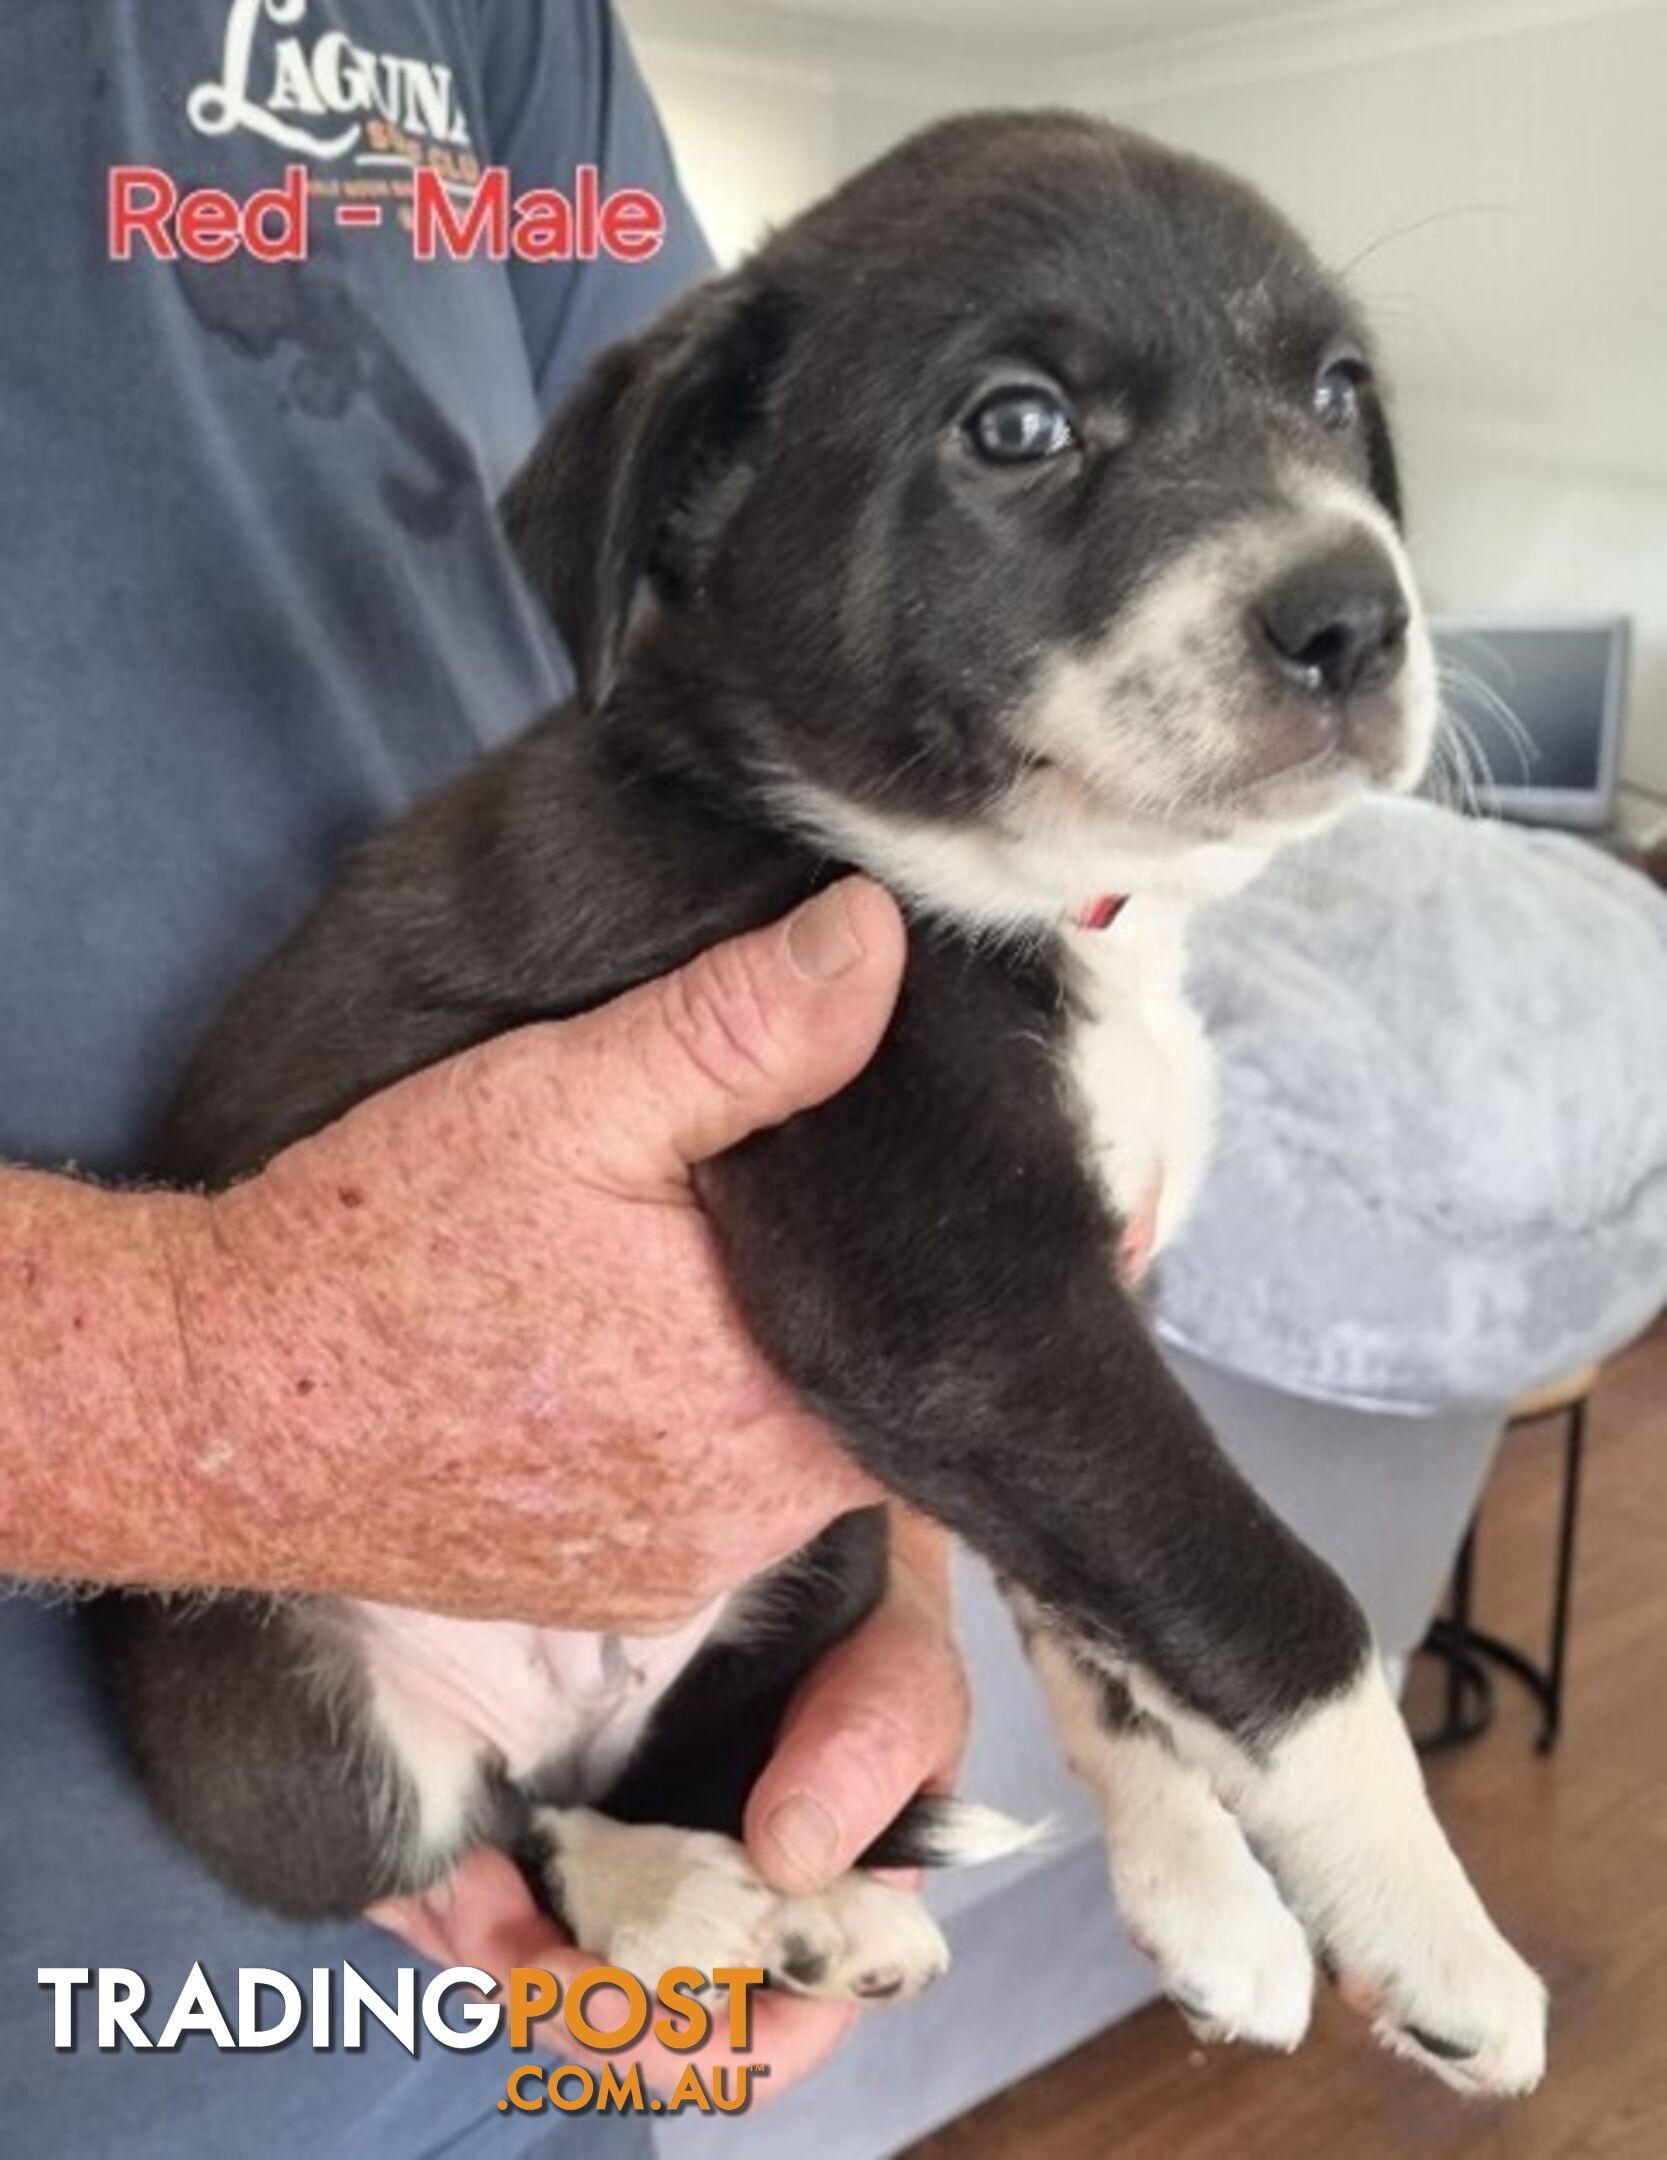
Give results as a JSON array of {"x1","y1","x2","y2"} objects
[
  {"x1": 0, "y1": 884, "x2": 904, "y2": 1628},
  {"x1": 1, "y1": 1169, "x2": 210, "y2": 1590}
]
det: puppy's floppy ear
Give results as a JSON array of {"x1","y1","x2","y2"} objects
[{"x1": 502, "y1": 275, "x2": 796, "y2": 705}]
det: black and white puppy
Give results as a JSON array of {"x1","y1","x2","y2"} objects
[{"x1": 100, "y1": 112, "x2": 1546, "y2": 2094}]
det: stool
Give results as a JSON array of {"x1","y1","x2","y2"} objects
[{"x1": 1414, "y1": 1364, "x2": 1596, "y2": 1755}]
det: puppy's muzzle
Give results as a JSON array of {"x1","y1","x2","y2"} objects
[{"x1": 1253, "y1": 533, "x2": 1410, "y2": 708}]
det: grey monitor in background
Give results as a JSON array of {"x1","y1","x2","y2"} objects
[{"x1": 1425, "y1": 614, "x2": 1631, "y2": 830}]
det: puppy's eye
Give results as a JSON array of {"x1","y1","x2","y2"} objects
[
  {"x1": 964, "y1": 387, "x2": 1078, "y2": 464},
  {"x1": 1314, "y1": 358, "x2": 1369, "y2": 431}
]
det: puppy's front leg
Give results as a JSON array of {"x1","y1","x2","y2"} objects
[
  {"x1": 1139, "y1": 1645, "x2": 1546, "y2": 2094},
  {"x1": 1021, "y1": 1621, "x2": 1313, "y2": 2052},
  {"x1": 1024, "y1": 1611, "x2": 1544, "y2": 2092},
  {"x1": 700, "y1": 951, "x2": 1544, "y2": 2094}
]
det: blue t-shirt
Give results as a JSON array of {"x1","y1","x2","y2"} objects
[
  {"x1": 0, "y1": 6, "x2": 707, "y2": 2153},
  {"x1": 0, "y1": 0, "x2": 708, "y2": 1178}
]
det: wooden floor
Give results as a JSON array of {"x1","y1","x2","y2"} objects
[{"x1": 909, "y1": 1316, "x2": 1667, "y2": 2160}]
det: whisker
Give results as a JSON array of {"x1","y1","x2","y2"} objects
[
  {"x1": 1434, "y1": 650, "x2": 1537, "y2": 801},
  {"x1": 1334, "y1": 202, "x2": 1511, "y2": 282}
]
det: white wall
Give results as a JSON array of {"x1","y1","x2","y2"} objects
[
  {"x1": 623, "y1": 0, "x2": 1667, "y2": 794},
  {"x1": 622, "y1": 1, "x2": 1031, "y2": 263},
  {"x1": 620, "y1": 25, "x2": 837, "y2": 263}
]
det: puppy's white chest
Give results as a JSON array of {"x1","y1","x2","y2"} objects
[{"x1": 1063, "y1": 899, "x2": 1215, "y2": 1255}]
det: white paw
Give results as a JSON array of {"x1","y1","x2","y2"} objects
[
  {"x1": 1240, "y1": 1664, "x2": 1548, "y2": 2098},
  {"x1": 1331, "y1": 1896, "x2": 1547, "y2": 2098},
  {"x1": 1112, "y1": 1809, "x2": 1313, "y2": 2051},
  {"x1": 533, "y1": 1808, "x2": 949, "y2": 2006}
]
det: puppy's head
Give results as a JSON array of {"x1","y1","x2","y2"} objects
[{"x1": 506, "y1": 111, "x2": 1436, "y2": 924}]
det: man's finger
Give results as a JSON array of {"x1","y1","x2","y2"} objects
[
  {"x1": 743, "y1": 1592, "x2": 970, "y2": 1896},
  {"x1": 555, "y1": 877, "x2": 907, "y2": 1185}
]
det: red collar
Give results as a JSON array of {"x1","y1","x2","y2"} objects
[{"x1": 1072, "y1": 894, "x2": 1128, "y2": 933}]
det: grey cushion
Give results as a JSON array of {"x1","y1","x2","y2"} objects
[{"x1": 1155, "y1": 798, "x2": 1667, "y2": 1408}]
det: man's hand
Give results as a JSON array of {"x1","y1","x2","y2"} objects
[{"x1": 149, "y1": 878, "x2": 908, "y2": 1624}]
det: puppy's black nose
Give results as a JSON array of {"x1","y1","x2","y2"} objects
[{"x1": 1255, "y1": 540, "x2": 1409, "y2": 699}]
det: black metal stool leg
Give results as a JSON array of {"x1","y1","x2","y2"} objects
[
  {"x1": 1418, "y1": 1521, "x2": 1497, "y2": 1752},
  {"x1": 1537, "y1": 1396, "x2": 1587, "y2": 1754},
  {"x1": 1443, "y1": 1523, "x2": 1477, "y2": 1736},
  {"x1": 1415, "y1": 1387, "x2": 1591, "y2": 1755}
]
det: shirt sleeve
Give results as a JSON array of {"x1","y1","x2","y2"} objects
[{"x1": 473, "y1": 0, "x2": 716, "y2": 418}]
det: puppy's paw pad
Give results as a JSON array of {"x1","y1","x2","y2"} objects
[
  {"x1": 1402, "y1": 2022, "x2": 1481, "y2": 2064},
  {"x1": 767, "y1": 1876, "x2": 949, "y2": 2005}
]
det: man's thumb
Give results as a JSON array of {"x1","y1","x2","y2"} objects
[{"x1": 563, "y1": 878, "x2": 907, "y2": 1183}]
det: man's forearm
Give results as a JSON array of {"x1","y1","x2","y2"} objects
[
  {"x1": 0, "y1": 1166, "x2": 217, "y2": 1588},
  {"x1": 0, "y1": 887, "x2": 911, "y2": 1619}
]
